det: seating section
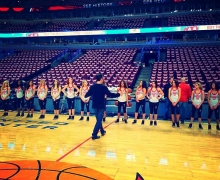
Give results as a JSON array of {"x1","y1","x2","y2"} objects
[
  {"x1": 0, "y1": 0, "x2": 12, "y2": 6},
  {"x1": 63, "y1": 0, "x2": 97, "y2": 6},
  {"x1": 0, "y1": 22, "x2": 41, "y2": 33},
  {"x1": 94, "y1": 18, "x2": 146, "y2": 30},
  {"x1": 0, "y1": 12, "x2": 220, "y2": 33},
  {"x1": 23, "y1": 0, "x2": 55, "y2": 8},
  {"x1": 0, "y1": 50, "x2": 65, "y2": 86},
  {"x1": 33, "y1": 49, "x2": 140, "y2": 88},
  {"x1": 0, "y1": 49, "x2": 14, "y2": 59},
  {"x1": 0, "y1": 0, "x2": 98, "y2": 7},
  {"x1": 167, "y1": 13, "x2": 220, "y2": 26},
  {"x1": 150, "y1": 46, "x2": 220, "y2": 91},
  {"x1": 37, "y1": 21, "x2": 89, "y2": 32}
]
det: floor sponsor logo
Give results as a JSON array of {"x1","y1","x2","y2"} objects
[{"x1": 0, "y1": 118, "x2": 68, "y2": 130}]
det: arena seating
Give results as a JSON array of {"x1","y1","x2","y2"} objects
[
  {"x1": 0, "y1": 0, "x2": 12, "y2": 6},
  {"x1": 0, "y1": 12, "x2": 220, "y2": 33},
  {"x1": 0, "y1": 49, "x2": 66, "y2": 86},
  {"x1": 37, "y1": 21, "x2": 89, "y2": 32},
  {"x1": 0, "y1": 22, "x2": 41, "y2": 33},
  {"x1": 33, "y1": 49, "x2": 140, "y2": 88},
  {"x1": 22, "y1": 0, "x2": 55, "y2": 8},
  {"x1": 150, "y1": 46, "x2": 220, "y2": 92},
  {"x1": 15, "y1": 0, "x2": 99, "y2": 7},
  {"x1": 167, "y1": 13, "x2": 220, "y2": 26},
  {"x1": 94, "y1": 18, "x2": 146, "y2": 30},
  {"x1": 62, "y1": 0, "x2": 97, "y2": 6},
  {"x1": 0, "y1": 49, "x2": 14, "y2": 59}
]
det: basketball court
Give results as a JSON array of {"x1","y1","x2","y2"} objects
[{"x1": 0, "y1": 112, "x2": 220, "y2": 179}]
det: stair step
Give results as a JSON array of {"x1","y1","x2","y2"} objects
[{"x1": 132, "y1": 67, "x2": 152, "y2": 93}]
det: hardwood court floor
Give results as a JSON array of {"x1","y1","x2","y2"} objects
[{"x1": 0, "y1": 112, "x2": 220, "y2": 180}]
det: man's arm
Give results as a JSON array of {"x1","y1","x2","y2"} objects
[{"x1": 105, "y1": 86, "x2": 120, "y2": 98}]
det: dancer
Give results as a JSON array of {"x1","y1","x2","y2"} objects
[
  {"x1": 1, "y1": 80, "x2": 10, "y2": 116},
  {"x1": 132, "y1": 80, "x2": 147, "y2": 125},
  {"x1": 163, "y1": 77, "x2": 173, "y2": 120},
  {"x1": 85, "y1": 74, "x2": 120, "y2": 140},
  {"x1": 115, "y1": 80, "x2": 129, "y2": 124},
  {"x1": 15, "y1": 80, "x2": 25, "y2": 117},
  {"x1": 37, "y1": 79, "x2": 48, "y2": 119},
  {"x1": 62, "y1": 77, "x2": 79, "y2": 120},
  {"x1": 25, "y1": 80, "x2": 36, "y2": 118},
  {"x1": 51, "y1": 80, "x2": 61, "y2": 120},
  {"x1": 79, "y1": 80, "x2": 90, "y2": 121},
  {"x1": 188, "y1": 82, "x2": 204, "y2": 129},
  {"x1": 168, "y1": 79, "x2": 181, "y2": 127},
  {"x1": 207, "y1": 82, "x2": 220, "y2": 130},
  {"x1": 147, "y1": 81, "x2": 164, "y2": 126}
]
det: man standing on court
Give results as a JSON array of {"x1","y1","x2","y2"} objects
[
  {"x1": 179, "y1": 77, "x2": 191, "y2": 124},
  {"x1": 163, "y1": 77, "x2": 173, "y2": 120},
  {"x1": 85, "y1": 74, "x2": 120, "y2": 140}
]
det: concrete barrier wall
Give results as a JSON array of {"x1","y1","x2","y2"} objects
[{"x1": 32, "y1": 96, "x2": 215, "y2": 121}]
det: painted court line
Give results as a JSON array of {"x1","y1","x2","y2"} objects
[{"x1": 56, "y1": 120, "x2": 116, "y2": 162}]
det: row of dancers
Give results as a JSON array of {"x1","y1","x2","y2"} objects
[
  {"x1": 132, "y1": 79, "x2": 219, "y2": 130},
  {"x1": 0, "y1": 77, "x2": 220, "y2": 130}
]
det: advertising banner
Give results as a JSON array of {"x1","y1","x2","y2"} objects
[{"x1": 0, "y1": 24, "x2": 219, "y2": 38}]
